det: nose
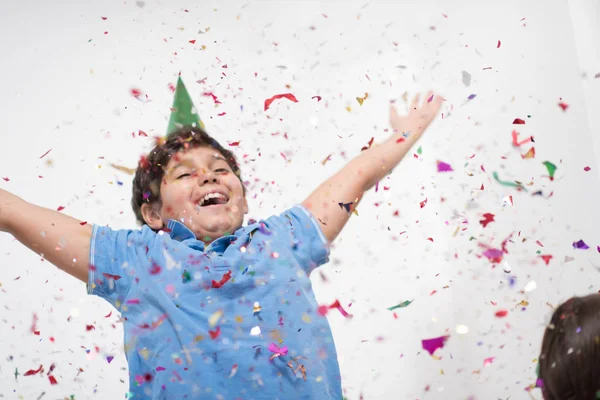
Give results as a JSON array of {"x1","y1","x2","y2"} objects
[{"x1": 199, "y1": 170, "x2": 219, "y2": 185}]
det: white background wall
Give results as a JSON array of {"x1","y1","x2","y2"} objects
[{"x1": 1, "y1": 1, "x2": 598, "y2": 399}]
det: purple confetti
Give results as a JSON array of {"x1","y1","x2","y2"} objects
[
  {"x1": 573, "y1": 239, "x2": 589, "y2": 250},
  {"x1": 106, "y1": 356, "x2": 114, "y2": 363},
  {"x1": 437, "y1": 161, "x2": 454, "y2": 172},
  {"x1": 468, "y1": 94, "x2": 477, "y2": 100},
  {"x1": 421, "y1": 335, "x2": 449, "y2": 355}
]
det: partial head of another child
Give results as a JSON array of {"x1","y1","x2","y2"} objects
[
  {"x1": 131, "y1": 126, "x2": 248, "y2": 244},
  {"x1": 538, "y1": 293, "x2": 600, "y2": 399}
]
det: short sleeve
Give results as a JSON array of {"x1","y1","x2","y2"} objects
[
  {"x1": 87, "y1": 224, "x2": 150, "y2": 310},
  {"x1": 266, "y1": 205, "x2": 331, "y2": 275}
]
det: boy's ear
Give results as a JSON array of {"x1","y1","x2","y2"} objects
[{"x1": 141, "y1": 203, "x2": 164, "y2": 230}]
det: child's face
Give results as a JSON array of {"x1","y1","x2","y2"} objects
[{"x1": 157, "y1": 146, "x2": 248, "y2": 243}]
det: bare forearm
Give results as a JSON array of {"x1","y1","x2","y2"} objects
[{"x1": 354, "y1": 128, "x2": 424, "y2": 191}]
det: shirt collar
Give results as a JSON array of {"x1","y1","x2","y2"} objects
[{"x1": 164, "y1": 219, "x2": 242, "y2": 252}]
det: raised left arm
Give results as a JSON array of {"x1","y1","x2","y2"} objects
[{"x1": 302, "y1": 91, "x2": 443, "y2": 243}]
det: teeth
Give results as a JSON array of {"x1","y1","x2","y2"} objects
[{"x1": 200, "y1": 192, "x2": 228, "y2": 206}]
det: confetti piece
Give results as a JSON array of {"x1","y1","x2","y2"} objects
[
  {"x1": 102, "y1": 273, "x2": 121, "y2": 281},
  {"x1": 573, "y1": 239, "x2": 589, "y2": 250},
  {"x1": 361, "y1": 137, "x2": 375, "y2": 152},
  {"x1": 483, "y1": 248, "x2": 503, "y2": 263},
  {"x1": 211, "y1": 270, "x2": 232, "y2": 288},
  {"x1": 228, "y1": 141, "x2": 240, "y2": 146},
  {"x1": 513, "y1": 118, "x2": 526, "y2": 124},
  {"x1": 497, "y1": 40, "x2": 501, "y2": 48},
  {"x1": 511, "y1": 130, "x2": 534, "y2": 147},
  {"x1": 106, "y1": 356, "x2": 114, "y2": 363},
  {"x1": 156, "y1": 366, "x2": 166, "y2": 372},
  {"x1": 48, "y1": 375, "x2": 58, "y2": 385},
  {"x1": 558, "y1": 101, "x2": 569, "y2": 111},
  {"x1": 209, "y1": 326, "x2": 221, "y2": 339},
  {"x1": 540, "y1": 255, "x2": 553, "y2": 265},
  {"x1": 264, "y1": 93, "x2": 298, "y2": 111},
  {"x1": 420, "y1": 198, "x2": 428, "y2": 208},
  {"x1": 311, "y1": 96, "x2": 322, "y2": 102},
  {"x1": 268, "y1": 343, "x2": 289, "y2": 358},
  {"x1": 387, "y1": 300, "x2": 413, "y2": 310},
  {"x1": 493, "y1": 172, "x2": 527, "y2": 192},
  {"x1": 522, "y1": 147, "x2": 535, "y2": 159},
  {"x1": 24, "y1": 365, "x2": 43, "y2": 376},
  {"x1": 421, "y1": 335, "x2": 449, "y2": 355},
  {"x1": 39, "y1": 149, "x2": 52, "y2": 159},
  {"x1": 110, "y1": 163, "x2": 136, "y2": 175},
  {"x1": 495, "y1": 309, "x2": 508, "y2": 318},
  {"x1": 328, "y1": 300, "x2": 353, "y2": 318},
  {"x1": 467, "y1": 94, "x2": 477, "y2": 101},
  {"x1": 584, "y1": 166, "x2": 591, "y2": 171},
  {"x1": 543, "y1": 161, "x2": 557, "y2": 180},
  {"x1": 484, "y1": 356, "x2": 495, "y2": 367},
  {"x1": 229, "y1": 364, "x2": 239, "y2": 378},
  {"x1": 149, "y1": 263, "x2": 161, "y2": 275},
  {"x1": 524, "y1": 281, "x2": 537, "y2": 292},
  {"x1": 356, "y1": 93, "x2": 369, "y2": 105},
  {"x1": 437, "y1": 161, "x2": 453, "y2": 172},
  {"x1": 479, "y1": 213, "x2": 495, "y2": 227},
  {"x1": 502, "y1": 196, "x2": 514, "y2": 206},
  {"x1": 209, "y1": 310, "x2": 223, "y2": 327},
  {"x1": 427, "y1": 94, "x2": 434, "y2": 103}
]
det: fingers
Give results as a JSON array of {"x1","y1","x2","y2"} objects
[{"x1": 410, "y1": 94, "x2": 420, "y2": 110}]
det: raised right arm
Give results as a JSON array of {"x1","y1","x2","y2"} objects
[{"x1": 0, "y1": 188, "x2": 92, "y2": 283}]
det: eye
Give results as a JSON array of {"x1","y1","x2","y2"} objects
[
  {"x1": 177, "y1": 173, "x2": 191, "y2": 179},
  {"x1": 215, "y1": 168, "x2": 229, "y2": 173}
]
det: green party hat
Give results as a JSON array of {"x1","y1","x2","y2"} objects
[{"x1": 166, "y1": 76, "x2": 205, "y2": 136}]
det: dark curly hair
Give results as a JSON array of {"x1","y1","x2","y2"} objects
[
  {"x1": 131, "y1": 126, "x2": 246, "y2": 226},
  {"x1": 537, "y1": 294, "x2": 600, "y2": 399}
]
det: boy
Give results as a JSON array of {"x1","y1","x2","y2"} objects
[{"x1": 0, "y1": 78, "x2": 442, "y2": 399}]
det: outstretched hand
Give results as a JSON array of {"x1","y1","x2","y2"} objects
[{"x1": 389, "y1": 91, "x2": 443, "y2": 139}]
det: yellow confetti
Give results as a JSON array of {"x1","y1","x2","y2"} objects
[
  {"x1": 194, "y1": 335, "x2": 205, "y2": 343},
  {"x1": 356, "y1": 93, "x2": 369, "y2": 105},
  {"x1": 235, "y1": 315, "x2": 243, "y2": 323},
  {"x1": 302, "y1": 313, "x2": 312, "y2": 323},
  {"x1": 345, "y1": 106, "x2": 352, "y2": 112},
  {"x1": 110, "y1": 163, "x2": 136, "y2": 175},
  {"x1": 209, "y1": 310, "x2": 223, "y2": 327}
]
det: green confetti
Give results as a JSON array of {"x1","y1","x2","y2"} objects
[
  {"x1": 417, "y1": 146, "x2": 422, "y2": 155},
  {"x1": 493, "y1": 172, "x2": 527, "y2": 192},
  {"x1": 543, "y1": 161, "x2": 557, "y2": 179},
  {"x1": 387, "y1": 299, "x2": 413, "y2": 311},
  {"x1": 182, "y1": 270, "x2": 192, "y2": 283}
]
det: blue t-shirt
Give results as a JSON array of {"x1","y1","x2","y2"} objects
[{"x1": 87, "y1": 205, "x2": 342, "y2": 399}]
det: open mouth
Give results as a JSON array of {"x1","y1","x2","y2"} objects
[{"x1": 198, "y1": 192, "x2": 229, "y2": 207}]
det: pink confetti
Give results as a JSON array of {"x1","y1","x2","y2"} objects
[
  {"x1": 497, "y1": 40, "x2": 501, "y2": 48},
  {"x1": 39, "y1": 149, "x2": 52, "y2": 159},
  {"x1": 156, "y1": 366, "x2": 166, "y2": 372},
  {"x1": 437, "y1": 161, "x2": 453, "y2": 172},
  {"x1": 427, "y1": 94, "x2": 434, "y2": 103},
  {"x1": 421, "y1": 335, "x2": 449, "y2": 355},
  {"x1": 328, "y1": 300, "x2": 353, "y2": 318},
  {"x1": 268, "y1": 343, "x2": 289, "y2": 356},
  {"x1": 584, "y1": 166, "x2": 591, "y2": 171}
]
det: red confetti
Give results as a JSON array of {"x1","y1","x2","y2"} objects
[
  {"x1": 209, "y1": 326, "x2": 221, "y2": 339},
  {"x1": 217, "y1": 112, "x2": 226, "y2": 116},
  {"x1": 203, "y1": 92, "x2": 222, "y2": 104},
  {"x1": 540, "y1": 255, "x2": 553, "y2": 265},
  {"x1": 312, "y1": 96, "x2": 322, "y2": 102},
  {"x1": 512, "y1": 118, "x2": 526, "y2": 124},
  {"x1": 24, "y1": 365, "x2": 44, "y2": 376},
  {"x1": 497, "y1": 40, "x2": 501, "y2": 48},
  {"x1": 131, "y1": 88, "x2": 142, "y2": 98},
  {"x1": 495, "y1": 309, "x2": 508, "y2": 318},
  {"x1": 584, "y1": 166, "x2": 591, "y2": 171},
  {"x1": 558, "y1": 101, "x2": 569, "y2": 111},
  {"x1": 48, "y1": 375, "x2": 58, "y2": 385},
  {"x1": 2, "y1": 177, "x2": 9, "y2": 181},
  {"x1": 427, "y1": 94, "x2": 434, "y2": 103},
  {"x1": 149, "y1": 263, "x2": 162, "y2": 275},
  {"x1": 56, "y1": 206, "x2": 65, "y2": 212},
  {"x1": 104, "y1": 311, "x2": 112, "y2": 318},
  {"x1": 102, "y1": 273, "x2": 121, "y2": 281},
  {"x1": 479, "y1": 213, "x2": 495, "y2": 227},
  {"x1": 361, "y1": 137, "x2": 375, "y2": 151},
  {"x1": 86, "y1": 325, "x2": 95, "y2": 331},
  {"x1": 211, "y1": 271, "x2": 232, "y2": 289},
  {"x1": 420, "y1": 198, "x2": 428, "y2": 208},
  {"x1": 79, "y1": 221, "x2": 88, "y2": 226},
  {"x1": 264, "y1": 93, "x2": 299, "y2": 111},
  {"x1": 228, "y1": 141, "x2": 241, "y2": 146},
  {"x1": 101, "y1": 16, "x2": 107, "y2": 20},
  {"x1": 189, "y1": 39, "x2": 196, "y2": 44}
]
